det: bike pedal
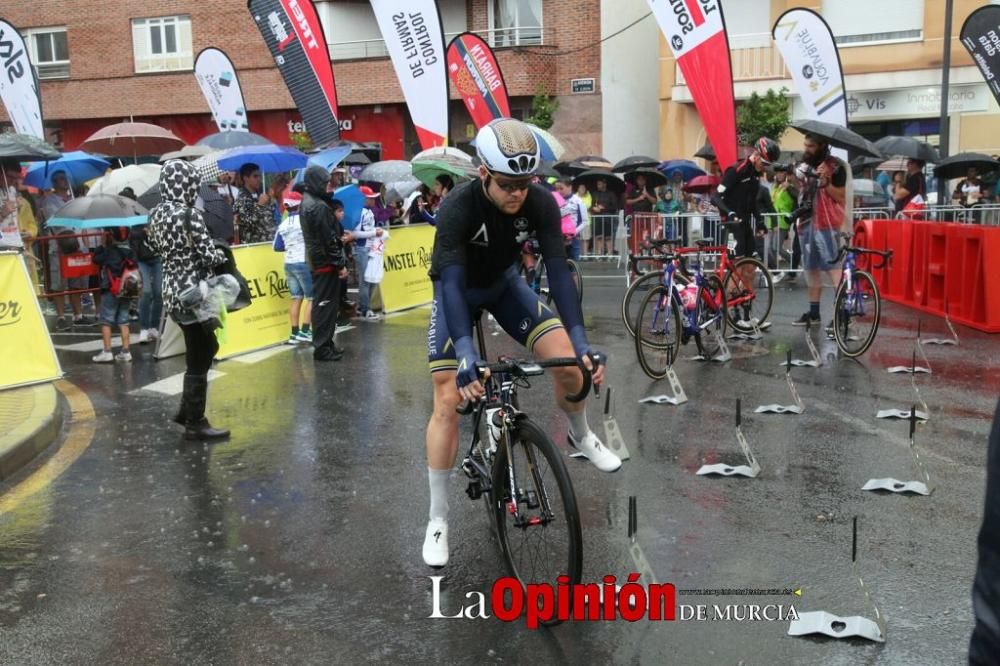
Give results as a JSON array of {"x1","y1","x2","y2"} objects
[
  {"x1": 465, "y1": 480, "x2": 484, "y2": 500},
  {"x1": 461, "y1": 458, "x2": 477, "y2": 479}
]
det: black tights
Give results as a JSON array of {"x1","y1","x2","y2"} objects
[{"x1": 180, "y1": 322, "x2": 219, "y2": 375}]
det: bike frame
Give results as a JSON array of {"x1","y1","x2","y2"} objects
[
  {"x1": 649, "y1": 251, "x2": 723, "y2": 337},
  {"x1": 838, "y1": 250, "x2": 866, "y2": 318}
]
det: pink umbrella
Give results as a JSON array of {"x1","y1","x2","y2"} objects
[
  {"x1": 81, "y1": 122, "x2": 185, "y2": 158},
  {"x1": 683, "y1": 175, "x2": 721, "y2": 194}
]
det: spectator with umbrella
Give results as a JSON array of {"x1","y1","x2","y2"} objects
[
  {"x1": 38, "y1": 170, "x2": 92, "y2": 329},
  {"x1": 624, "y1": 170, "x2": 658, "y2": 215},
  {"x1": 233, "y1": 163, "x2": 274, "y2": 244},
  {"x1": 123, "y1": 186, "x2": 163, "y2": 345},
  {"x1": 894, "y1": 159, "x2": 927, "y2": 215},
  {"x1": 342, "y1": 185, "x2": 386, "y2": 321},
  {"x1": 145, "y1": 160, "x2": 229, "y2": 441},
  {"x1": 578, "y1": 173, "x2": 622, "y2": 257}
]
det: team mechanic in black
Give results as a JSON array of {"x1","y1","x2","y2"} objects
[
  {"x1": 421, "y1": 118, "x2": 621, "y2": 568},
  {"x1": 711, "y1": 137, "x2": 781, "y2": 291}
]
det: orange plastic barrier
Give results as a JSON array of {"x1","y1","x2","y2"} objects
[{"x1": 857, "y1": 219, "x2": 1000, "y2": 333}]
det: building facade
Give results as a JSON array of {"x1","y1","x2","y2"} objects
[
  {"x1": 660, "y1": 0, "x2": 1000, "y2": 160},
  {"x1": 0, "y1": 0, "x2": 604, "y2": 159}
]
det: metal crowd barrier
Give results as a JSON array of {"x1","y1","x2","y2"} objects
[
  {"x1": 902, "y1": 204, "x2": 1000, "y2": 225},
  {"x1": 30, "y1": 230, "x2": 106, "y2": 302}
]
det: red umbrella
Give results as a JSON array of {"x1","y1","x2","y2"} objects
[
  {"x1": 683, "y1": 175, "x2": 721, "y2": 194},
  {"x1": 81, "y1": 122, "x2": 185, "y2": 158}
]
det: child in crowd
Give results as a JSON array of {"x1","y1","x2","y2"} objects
[
  {"x1": 274, "y1": 191, "x2": 313, "y2": 344},
  {"x1": 91, "y1": 227, "x2": 139, "y2": 363}
]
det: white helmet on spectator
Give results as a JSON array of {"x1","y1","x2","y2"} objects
[{"x1": 475, "y1": 118, "x2": 540, "y2": 177}]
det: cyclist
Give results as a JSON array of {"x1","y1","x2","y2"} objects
[
  {"x1": 422, "y1": 118, "x2": 620, "y2": 568},
  {"x1": 712, "y1": 137, "x2": 781, "y2": 302}
]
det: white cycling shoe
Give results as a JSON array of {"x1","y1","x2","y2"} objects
[
  {"x1": 422, "y1": 518, "x2": 449, "y2": 567},
  {"x1": 568, "y1": 430, "x2": 622, "y2": 473}
]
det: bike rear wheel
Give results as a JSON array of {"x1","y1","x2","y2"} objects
[
  {"x1": 694, "y1": 275, "x2": 728, "y2": 358},
  {"x1": 546, "y1": 259, "x2": 584, "y2": 306},
  {"x1": 724, "y1": 257, "x2": 774, "y2": 332},
  {"x1": 833, "y1": 270, "x2": 881, "y2": 357},
  {"x1": 492, "y1": 418, "x2": 582, "y2": 625},
  {"x1": 634, "y1": 285, "x2": 681, "y2": 379},
  {"x1": 623, "y1": 271, "x2": 688, "y2": 338}
]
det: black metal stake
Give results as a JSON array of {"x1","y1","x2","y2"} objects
[
  {"x1": 910, "y1": 405, "x2": 918, "y2": 440},
  {"x1": 852, "y1": 516, "x2": 858, "y2": 564},
  {"x1": 604, "y1": 386, "x2": 612, "y2": 416},
  {"x1": 736, "y1": 398, "x2": 742, "y2": 428}
]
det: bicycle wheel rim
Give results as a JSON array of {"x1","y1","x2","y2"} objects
[
  {"x1": 726, "y1": 258, "x2": 773, "y2": 332},
  {"x1": 834, "y1": 271, "x2": 880, "y2": 357},
  {"x1": 622, "y1": 271, "x2": 663, "y2": 338},
  {"x1": 568, "y1": 259, "x2": 583, "y2": 304},
  {"x1": 635, "y1": 285, "x2": 679, "y2": 379},
  {"x1": 695, "y1": 275, "x2": 727, "y2": 355},
  {"x1": 493, "y1": 420, "x2": 582, "y2": 615}
]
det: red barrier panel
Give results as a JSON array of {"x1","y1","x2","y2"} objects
[
  {"x1": 982, "y1": 230, "x2": 1000, "y2": 331},
  {"x1": 910, "y1": 222, "x2": 934, "y2": 307},
  {"x1": 882, "y1": 220, "x2": 913, "y2": 301},
  {"x1": 925, "y1": 223, "x2": 948, "y2": 311}
]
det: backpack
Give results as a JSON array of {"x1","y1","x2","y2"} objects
[{"x1": 107, "y1": 257, "x2": 142, "y2": 298}]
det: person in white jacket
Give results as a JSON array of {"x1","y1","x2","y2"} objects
[{"x1": 341, "y1": 185, "x2": 385, "y2": 320}]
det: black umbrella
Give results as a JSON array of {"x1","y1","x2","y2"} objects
[
  {"x1": 553, "y1": 160, "x2": 589, "y2": 176},
  {"x1": 138, "y1": 182, "x2": 235, "y2": 241},
  {"x1": 873, "y1": 135, "x2": 939, "y2": 163},
  {"x1": 0, "y1": 133, "x2": 61, "y2": 161},
  {"x1": 46, "y1": 193, "x2": 148, "y2": 228},
  {"x1": 344, "y1": 152, "x2": 371, "y2": 165},
  {"x1": 623, "y1": 168, "x2": 667, "y2": 188},
  {"x1": 572, "y1": 169, "x2": 624, "y2": 194},
  {"x1": 789, "y1": 119, "x2": 882, "y2": 158},
  {"x1": 196, "y1": 131, "x2": 274, "y2": 150},
  {"x1": 612, "y1": 155, "x2": 660, "y2": 172},
  {"x1": 851, "y1": 155, "x2": 885, "y2": 172},
  {"x1": 932, "y1": 152, "x2": 1000, "y2": 180},
  {"x1": 694, "y1": 142, "x2": 715, "y2": 160},
  {"x1": 573, "y1": 155, "x2": 613, "y2": 170},
  {"x1": 535, "y1": 162, "x2": 561, "y2": 179}
]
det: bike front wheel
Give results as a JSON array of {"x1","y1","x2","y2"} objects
[
  {"x1": 635, "y1": 285, "x2": 682, "y2": 379},
  {"x1": 623, "y1": 271, "x2": 688, "y2": 338},
  {"x1": 694, "y1": 275, "x2": 728, "y2": 358},
  {"x1": 492, "y1": 418, "x2": 582, "y2": 625},
  {"x1": 724, "y1": 257, "x2": 774, "y2": 332},
  {"x1": 833, "y1": 270, "x2": 881, "y2": 357}
]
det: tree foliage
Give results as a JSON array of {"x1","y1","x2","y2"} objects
[
  {"x1": 736, "y1": 88, "x2": 791, "y2": 145},
  {"x1": 525, "y1": 86, "x2": 560, "y2": 130}
]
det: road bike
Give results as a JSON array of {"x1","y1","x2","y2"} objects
[
  {"x1": 519, "y1": 240, "x2": 584, "y2": 305},
  {"x1": 831, "y1": 236, "x2": 893, "y2": 358},
  {"x1": 458, "y1": 314, "x2": 594, "y2": 623},
  {"x1": 623, "y1": 237, "x2": 688, "y2": 338},
  {"x1": 633, "y1": 241, "x2": 728, "y2": 379}
]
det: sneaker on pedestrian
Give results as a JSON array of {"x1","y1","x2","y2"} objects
[
  {"x1": 422, "y1": 518, "x2": 449, "y2": 567},
  {"x1": 792, "y1": 312, "x2": 820, "y2": 326},
  {"x1": 146, "y1": 328, "x2": 159, "y2": 341},
  {"x1": 92, "y1": 350, "x2": 114, "y2": 363},
  {"x1": 567, "y1": 430, "x2": 622, "y2": 472},
  {"x1": 295, "y1": 330, "x2": 313, "y2": 343},
  {"x1": 365, "y1": 310, "x2": 380, "y2": 321},
  {"x1": 138, "y1": 329, "x2": 150, "y2": 344},
  {"x1": 55, "y1": 316, "x2": 71, "y2": 331},
  {"x1": 287, "y1": 334, "x2": 301, "y2": 345},
  {"x1": 74, "y1": 315, "x2": 97, "y2": 326},
  {"x1": 772, "y1": 272, "x2": 785, "y2": 284},
  {"x1": 115, "y1": 349, "x2": 132, "y2": 362}
]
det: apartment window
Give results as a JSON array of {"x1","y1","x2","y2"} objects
[
  {"x1": 822, "y1": 0, "x2": 923, "y2": 47},
  {"x1": 490, "y1": 0, "x2": 543, "y2": 47},
  {"x1": 26, "y1": 27, "x2": 69, "y2": 79},
  {"x1": 132, "y1": 15, "x2": 193, "y2": 73}
]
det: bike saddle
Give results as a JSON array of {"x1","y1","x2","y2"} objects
[
  {"x1": 695, "y1": 239, "x2": 716, "y2": 247},
  {"x1": 651, "y1": 237, "x2": 683, "y2": 247}
]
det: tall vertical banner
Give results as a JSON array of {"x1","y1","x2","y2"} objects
[
  {"x1": 0, "y1": 253, "x2": 61, "y2": 389},
  {"x1": 961, "y1": 5, "x2": 1000, "y2": 107},
  {"x1": 194, "y1": 48, "x2": 251, "y2": 132},
  {"x1": 371, "y1": 1, "x2": 449, "y2": 149},
  {"x1": 0, "y1": 20, "x2": 43, "y2": 139},
  {"x1": 247, "y1": 0, "x2": 341, "y2": 146},
  {"x1": 446, "y1": 33, "x2": 511, "y2": 130},
  {"x1": 772, "y1": 9, "x2": 848, "y2": 160},
  {"x1": 646, "y1": 0, "x2": 737, "y2": 169}
]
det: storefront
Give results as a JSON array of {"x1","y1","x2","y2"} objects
[{"x1": 54, "y1": 104, "x2": 410, "y2": 160}]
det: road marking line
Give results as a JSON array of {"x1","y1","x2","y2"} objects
[
  {"x1": 131, "y1": 370, "x2": 225, "y2": 396},
  {"x1": 225, "y1": 345, "x2": 294, "y2": 364},
  {"x1": 54, "y1": 337, "x2": 122, "y2": 352},
  {"x1": 0, "y1": 380, "x2": 95, "y2": 516}
]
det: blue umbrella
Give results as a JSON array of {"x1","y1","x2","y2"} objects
[
  {"x1": 24, "y1": 151, "x2": 110, "y2": 189},
  {"x1": 658, "y1": 159, "x2": 706, "y2": 182},
  {"x1": 217, "y1": 145, "x2": 308, "y2": 173},
  {"x1": 332, "y1": 184, "x2": 365, "y2": 231},
  {"x1": 291, "y1": 145, "x2": 353, "y2": 186}
]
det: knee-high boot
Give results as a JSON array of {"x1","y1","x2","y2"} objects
[{"x1": 182, "y1": 373, "x2": 230, "y2": 441}]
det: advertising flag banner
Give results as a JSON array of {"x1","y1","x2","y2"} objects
[
  {"x1": 773, "y1": 8, "x2": 848, "y2": 159},
  {"x1": 446, "y1": 32, "x2": 511, "y2": 130},
  {"x1": 646, "y1": 0, "x2": 737, "y2": 169},
  {"x1": 194, "y1": 48, "x2": 251, "y2": 133},
  {"x1": 0, "y1": 20, "x2": 43, "y2": 139},
  {"x1": 0, "y1": 253, "x2": 61, "y2": 389},
  {"x1": 961, "y1": 5, "x2": 1000, "y2": 107},
  {"x1": 371, "y1": 1, "x2": 449, "y2": 149},
  {"x1": 247, "y1": 0, "x2": 341, "y2": 146}
]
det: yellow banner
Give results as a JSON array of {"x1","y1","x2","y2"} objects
[
  {"x1": 217, "y1": 243, "x2": 291, "y2": 359},
  {"x1": 0, "y1": 253, "x2": 62, "y2": 390},
  {"x1": 379, "y1": 224, "x2": 436, "y2": 313}
]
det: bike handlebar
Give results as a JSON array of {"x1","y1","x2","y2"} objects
[{"x1": 455, "y1": 356, "x2": 595, "y2": 415}]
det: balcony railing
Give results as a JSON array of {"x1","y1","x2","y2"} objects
[
  {"x1": 329, "y1": 26, "x2": 554, "y2": 61},
  {"x1": 674, "y1": 32, "x2": 787, "y2": 85}
]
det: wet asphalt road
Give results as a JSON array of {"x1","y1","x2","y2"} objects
[{"x1": 1, "y1": 262, "x2": 998, "y2": 665}]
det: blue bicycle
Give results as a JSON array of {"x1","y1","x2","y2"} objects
[
  {"x1": 634, "y1": 240, "x2": 728, "y2": 379},
  {"x1": 832, "y1": 236, "x2": 893, "y2": 358}
]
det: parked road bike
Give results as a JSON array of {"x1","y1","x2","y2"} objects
[
  {"x1": 457, "y1": 313, "x2": 595, "y2": 623},
  {"x1": 831, "y1": 234, "x2": 893, "y2": 357},
  {"x1": 633, "y1": 241, "x2": 728, "y2": 379},
  {"x1": 520, "y1": 240, "x2": 584, "y2": 306}
]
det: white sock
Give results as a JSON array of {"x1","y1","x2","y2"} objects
[
  {"x1": 567, "y1": 410, "x2": 590, "y2": 441},
  {"x1": 428, "y1": 468, "x2": 450, "y2": 521}
]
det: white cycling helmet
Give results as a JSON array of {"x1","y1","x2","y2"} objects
[{"x1": 475, "y1": 118, "x2": 540, "y2": 177}]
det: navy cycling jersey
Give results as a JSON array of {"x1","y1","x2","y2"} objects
[{"x1": 429, "y1": 180, "x2": 566, "y2": 289}]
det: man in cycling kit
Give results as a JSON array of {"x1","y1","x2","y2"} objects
[
  {"x1": 712, "y1": 138, "x2": 781, "y2": 293},
  {"x1": 422, "y1": 118, "x2": 621, "y2": 567}
]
